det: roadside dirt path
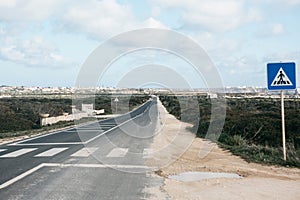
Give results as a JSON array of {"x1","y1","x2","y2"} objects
[{"x1": 146, "y1": 100, "x2": 300, "y2": 200}]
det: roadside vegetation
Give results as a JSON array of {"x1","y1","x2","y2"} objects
[
  {"x1": 159, "y1": 95, "x2": 300, "y2": 168},
  {"x1": 0, "y1": 94, "x2": 149, "y2": 138}
]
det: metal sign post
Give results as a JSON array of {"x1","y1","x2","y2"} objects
[
  {"x1": 267, "y1": 62, "x2": 296, "y2": 161},
  {"x1": 280, "y1": 90, "x2": 286, "y2": 161},
  {"x1": 114, "y1": 97, "x2": 119, "y2": 113}
]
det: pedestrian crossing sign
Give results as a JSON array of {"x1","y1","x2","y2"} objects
[{"x1": 267, "y1": 62, "x2": 296, "y2": 90}]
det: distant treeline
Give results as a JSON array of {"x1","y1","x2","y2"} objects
[{"x1": 160, "y1": 95, "x2": 300, "y2": 167}]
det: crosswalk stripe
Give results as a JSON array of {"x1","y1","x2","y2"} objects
[
  {"x1": 0, "y1": 147, "x2": 153, "y2": 159},
  {"x1": 0, "y1": 149, "x2": 7, "y2": 153},
  {"x1": 106, "y1": 148, "x2": 128, "y2": 157},
  {"x1": 143, "y1": 148, "x2": 154, "y2": 158},
  {"x1": 0, "y1": 148, "x2": 37, "y2": 158},
  {"x1": 71, "y1": 147, "x2": 98, "y2": 157},
  {"x1": 34, "y1": 148, "x2": 68, "y2": 157}
]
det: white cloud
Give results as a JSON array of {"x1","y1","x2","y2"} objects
[
  {"x1": 151, "y1": 6, "x2": 161, "y2": 17},
  {"x1": 257, "y1": 23, "x2": 286, "y2": 37},
  {"x1": 0, "y1": 0, "x2": 16, "y2": 8},
  {"x1": 0, "y1": 36, "x2": 73, "y2": 68},
  {"x1": 272, "y1": 23, "x2": 285, "y2": 35},
  {"x1": 0, "y1": 0, "x2": 68, "y2": 21},
  {"x1": 62, "y1": 0, "x2": 167, "y2": 39},
  {"x1": 152, "y1": 0, "x2": 262, "y2": 32},
  {"x1": 143, "y1": 17, "x2": 166, "y2": 29},
  {"x1": 277, "y1": 0, "x2": 300, "y2": 5},
  {"x1": 262, "y1": 51, "x2": 300, "y2": 63}
]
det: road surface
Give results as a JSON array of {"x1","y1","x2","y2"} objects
[{"x1": 0, "y1": 97, "x2": 164, "y2": 199}]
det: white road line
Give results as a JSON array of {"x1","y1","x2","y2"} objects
[
  {"x1": 34, "y1": 148, "x2": 68, "y2": 157},
  {"x1": 0, "y1": 149, "x2": 7, "y2": 153},
  {"x1": 143, "y1": 148, "x2": 154, "y2": 158},
  {"x1": 71, "y1": 147, "x2": 98, "y2": 157},
  {"x1": 0, "y1": 148, "x2": 37, "y2": 158},
  {"x1": 0, "y1": 162, "x2": 154, "y2": 189},
  {"x1": 11, "y1": 142, "x2": 83, "y2": 146},
  {"x1": 8, "y1": 121, "x2": 97, "y2": 146},
  {"x1": 48, "y1": 163, "x2": 154, "y2": 169},
  {"x1": 8, "y1": 101, "x2": 151, "y2": 146},
  {"x1": 45, "y1": 163, "x2": 153, "y2": 169},
  {"x1": 83, "y1": 114, "x2": 142, "y2": 144},
  {"x1": 0, "y1": 163, "x2": 44, "y2": 189},
  {"x1": 106, "y1": 148, "x2": 128, "y2": 157}
]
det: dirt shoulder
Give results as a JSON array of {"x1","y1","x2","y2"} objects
[{"x1": 146, "y1": 100, "x2": 300, "y2": 200}]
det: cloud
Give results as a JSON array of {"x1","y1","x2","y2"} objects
[
  {"x1": 0, "y1": 36, "x2": 73, "y2": 68},
  {"x1": 262, "y1": 51, "x2": 300, "y2": 63},
  {"x1": 0, "y1": 0, "x2": 68, "y2": 21},
  {"x1": 0, "y1": 0, "x2": 16, "y2": 8},
  {"x1": 257, "y1": 23, "x2": 285, "y2": 37},
  {"x1": 271, "y1": 23, "x2": 285, "y2": 35},
  {"x1": 152, "y1": 0, "x2": 262, "y2": 32},
  {"x1": 277, "y1": 0, "x2": 300, "y2": 5},
  {"x1": 62, "y1": 0, "x2": 167, "y2": 39},
  {"x1": 151, "y1": 6, "x2": 161, "y2": 17}
]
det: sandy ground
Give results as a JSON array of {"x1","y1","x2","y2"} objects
[{"x1": 146, "y1": 100, "x2": 300, "y2": 200}]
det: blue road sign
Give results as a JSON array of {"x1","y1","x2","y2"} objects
[{"x1": 267, "y1": 62, "x2": 296, "y2": 90}]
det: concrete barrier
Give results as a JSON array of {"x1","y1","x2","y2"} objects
[{"x1": 40, "y1": 112, "x2": 89, "y2": 126}]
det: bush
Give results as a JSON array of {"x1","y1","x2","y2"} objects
[{"x1": 160, "y1": 95, "x2": 300, "y2": 167}]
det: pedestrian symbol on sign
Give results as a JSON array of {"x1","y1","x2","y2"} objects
[{"x1": 271, "y1": 67, "x2": 293, "y2": 86}]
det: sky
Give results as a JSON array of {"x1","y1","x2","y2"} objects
[{"x1": 0, "y1": 0, "x2": 299, "y2": 88}]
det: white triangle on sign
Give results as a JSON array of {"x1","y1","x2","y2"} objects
[{"x1": 271, "y1": 67, "x2": 293, "y2": 86}]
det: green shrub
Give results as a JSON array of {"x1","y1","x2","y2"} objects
[{"x1": 160, "y1": 95, "x2": 300, "y2": 167}]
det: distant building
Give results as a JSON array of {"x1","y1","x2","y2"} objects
[{"x1": 82, "y1": 104, "x2": 94, "y2": 115}]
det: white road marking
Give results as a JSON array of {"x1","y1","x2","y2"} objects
[
  {"x1": 71, "y1": 147, "x2": 98, "y2": 157},
  {"x1": 143, "y1": 148, "x2": 154, "y2": 158},
  {"x1": 34, "y1": 148, "x2": 68, "y2": 157},
  {"x1": 8, "y1": 118, "x2": 135, "y2": 146},
  {"x1": 0, "y1": 149, "x2": 7, "y2": 153},
  {"x1": 0, "y1": 148, "x2": 37, "y2": 158},
  {"x1": 8, "y1": 101, "x2": 150, "y2": 146},
  {"x1": 8, "y1": 121, "x2": 97, "y2": 146},
  {"x1": 0, "y1": 162, "x2": 154, "y2": 189},
  {"x1": 10, "y1": 142, "x2": 83, "y2": 146},
  {"x1": 106, "y1": 148, "x2": 128, "y2": 157},
  {"x1": 0, "y1": 163, "x2": 44, "y2": 189},
  {"x1": 44, "y1": 163, "x2": 153, "y2": 169}
]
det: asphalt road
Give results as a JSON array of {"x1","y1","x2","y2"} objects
[{"x1": 0, "y1": 97, "x2": 165, "y2": 200}]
